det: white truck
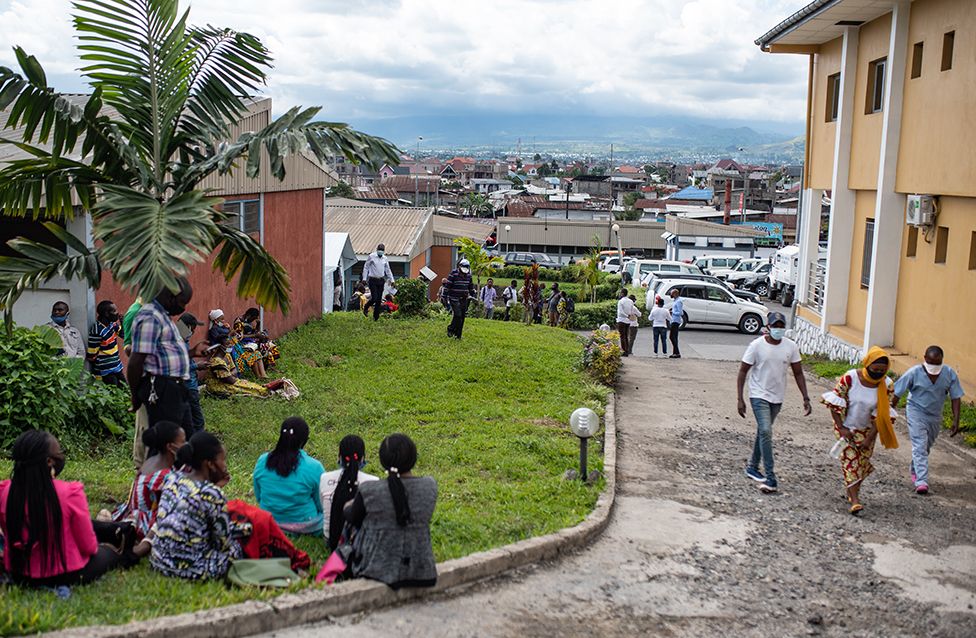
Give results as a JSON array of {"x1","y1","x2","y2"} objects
[{"x1": 769, "y1": 244, "x2": 826, "y2": 307}]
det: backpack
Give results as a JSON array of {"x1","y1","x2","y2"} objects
[{"x1": 565, "y1": 297, "x2": 575, "y2": 313}]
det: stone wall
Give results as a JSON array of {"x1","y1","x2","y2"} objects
[{"x1": 791, "y1": 316, "x2": 863, "y2": 364}]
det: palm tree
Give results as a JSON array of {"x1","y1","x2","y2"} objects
[
  {"x1": 454, "y1": 237, "x2": 503, "y2": 287},
  {"x1": 460, "y1": 192, "x2": 494, "y2": 218},
  {"x1": 0, "y1": 0, "x2": 399, "y2": 328},
  {"x1": 577, "y1": 235, "x2": 604, "y2": 302}
]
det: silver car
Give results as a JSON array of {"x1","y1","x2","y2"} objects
[{"x1": 647, "y1": 278, "x2": 769, "y2": 334}]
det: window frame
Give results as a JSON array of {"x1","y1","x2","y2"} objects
[
  {"x1": 826, "y1": 72, "x2": 841, "y2": 122},
  {"x1": 861, "y1": 218, "x2": 875, "y2": 289},
  {"x1": 222, "y1": 199, "x2": 260, "y2": 235},
  {"x1": 865, "y1": 57, "x2": 887, "y2": 114},
  {"x1": 910, "y1": 42, "x2": 923, "y2": 79},
  {"x1": 935, "y1": 226, "x2": 949, "y2": 264},
  {"x1": 941, "y1": 31, "x2": 954, "y2": 71}
]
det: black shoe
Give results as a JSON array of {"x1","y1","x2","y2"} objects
[{"x1": 669, "y1": 354, "x2": 681, "y2": 358}]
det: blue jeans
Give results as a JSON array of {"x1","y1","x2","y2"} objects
[
  {"x1": 652, "y1": 326, "x2": 668, "y2": 354},
  {"x1": 749, "y1": 398, "x2": 782, "y2": 485}
]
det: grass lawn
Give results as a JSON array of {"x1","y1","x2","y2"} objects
[{"x1": 0, "y1": 313, "x2": 607, "y2": 635}]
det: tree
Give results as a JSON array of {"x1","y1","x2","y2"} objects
[
  {"x1": 460, "y1": 193, "x2": 493, "y2": 218},
  {"x1": 576, "y1": 235, "x2": 604, "y2": 303},
  {"x1": 326, "y1": 181, "x2": 356, "y2": 198},
  {"x1": 0, "y1": 0, "x2": 398, "y2": 328},
  {"x1": 533, "y1": 153, "x2": 542, "y2": 162},
  {"x1": 453, "y1": 237, "x2": 503, "y2": 286},
  {"x1": 536, "y1": 164, "x2": 552, "y2": 178}
]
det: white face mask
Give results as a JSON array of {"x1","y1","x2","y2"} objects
[
  {"x1": 923, "y1": 362, "x2": 943, "y2": 376},
  {"x1": 460, "y1": 267, "x2": 470, "y2": 274}
]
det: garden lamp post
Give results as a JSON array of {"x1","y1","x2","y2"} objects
[
  {"x1": 611, "y1": 222, "x2": 622, "y2": 260},
  {"x1": 569, "y1": 407, "x2": 600, "y2": 483},
  {"x1": 504, "y1": 224, "x2": 511, "y2": 252}
]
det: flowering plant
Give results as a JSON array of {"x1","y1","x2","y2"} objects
[{"x1": 581, "y1": 329, "x2": 622, "y2": 385}]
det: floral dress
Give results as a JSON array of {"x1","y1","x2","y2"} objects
[
  {"x1": 150, "y1": 474, "x2": 250, "y2": 580},
  {"x1": 234, "y1": 317, "x2": 280, "y2": 368},
  {"x1": 204, "y1": 353, "x2": 270, "y2": 398},
  {"x1": 113, "y1": 468, "x2": 171, "y2": 539},
  {"x1": 557, "y1": 298, "x2": 570, "y2": 329},
  {"x1": 822, "y1": 370, "x2": 896, "y2": 487}
]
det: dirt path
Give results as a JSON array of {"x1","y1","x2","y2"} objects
[{"x1": 266, "y1": 358, "x2": 976, "y2": 638}]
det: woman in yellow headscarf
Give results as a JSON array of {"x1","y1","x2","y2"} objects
[{"x1": 821, "y1": 346, "x2": 898, "y2": 515}]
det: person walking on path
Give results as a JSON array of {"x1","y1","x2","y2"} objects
[
  {"x1": 47, "y1": 301, "x2": 85, "y2": 358},
  {"x1": 821, "y1": 346, "x2": 898, "y2": 515},
  {"x1": 737, "y1": 312, "x2": 811, "y2": 494},
  {"x1": 615, "y1": 289, "x2": 636, "y2": 357},
  {"x1": 362, "y1": 243, "x2": 394, "y2": 321},
  {"x1": 668, "y1": 288, "x2": 683, "y2": 359},
  {"x1": 87, "y1": 300, "x2": 126, "y2": 388},
  {"x1": 626, "y1": 294, "x2": 641, "y2": 357},
  {"x1": 479, "y1": 278, "x2": 497, "y2": 320},
  {"x1": 546, "y1": 283, "x2": 561, "y2": 326},
  {"x1": 445, "y1": 259, "x2": 476, "y2": 339},
  {"x1": 891, "y1": 345, "x2": 964, "y2": 495},
  {"x1": 502, "y1": 280, "x2": 518, "y2": 321},
  {"x1": 127, "y1": 279, "x2": 194, "y2": 440},
  {"x1": 649, "y1": 297, "x2": 670, "y2": 357}
]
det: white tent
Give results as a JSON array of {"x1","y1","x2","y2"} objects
[{"x1": 323, "y1": 232, "x2": 357, "y2": 313}]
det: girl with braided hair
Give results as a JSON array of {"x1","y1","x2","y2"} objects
[{"x1": 319, "y1": 435, "x2": 378, "y2": 551}]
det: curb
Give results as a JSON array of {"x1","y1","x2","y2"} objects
[{"x1": 44, "y1": 395, "x2": 617, "y2": 638}]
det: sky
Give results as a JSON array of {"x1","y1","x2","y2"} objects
[{"x1": 0, "y1": 0, "x2": 810, "y2": 133}]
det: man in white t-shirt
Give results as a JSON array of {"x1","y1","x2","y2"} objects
[{"x1": 736, "y1": 312, "x2": 811, "y2": 493}]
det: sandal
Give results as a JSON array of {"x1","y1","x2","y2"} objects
[{"x1": 849, "y1": 503, "x2": 864, "y2": 515}]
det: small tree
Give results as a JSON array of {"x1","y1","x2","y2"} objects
[
  {"x1": 577, "y1": 235, "x2": 604, "y2": 302},
  {"x1": 460, "y1": 193, "x2": 493, "y2": 218},
  {"x1": 326, "y1": 181, "x2": 356, "y2": 198},
  {"x1": 454, "y1": 237, "x2": 503, "y2": 286}
]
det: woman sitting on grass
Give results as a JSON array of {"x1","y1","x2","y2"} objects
[
  {"x1": 204, "y1": 340, "x2": 272, "y2": 398},
  {"x1": 0, "y1": 430, "x2": 148, "y2": 587},
  {"x1": 320, "y1": 435, "x2": 378, "y2": 551},
  {"x1": 253, "y1": 417, "x2": 325, "y2": 535},
  {"x1": 113, "y1": 421, "x2": 186, "y2": 539},
  {"x1": 343, "y1": 433, "x2": 438, "y2": 589},
  {"x1": 234, "y1": 307, "x2": 280, "y2": 368},
  {"x1": 209, "y1": 309, "x2": 267, "y2": 379}
]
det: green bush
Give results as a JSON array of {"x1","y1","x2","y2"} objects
[
  {"x1": 394, "y1": 278, "x2": 431, "y2": 317},
  {"x1": 490, "y1": 264, "x2": 592, "y2": 284},
  {"x1": 568, "y1": 293, "x2": 650, "y2": 330},
  {"x1": 581, "y1": 329, "x2": 622, "y2": 385}
]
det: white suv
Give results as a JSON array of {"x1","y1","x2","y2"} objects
[
  {"x1": 647, "y1": 278, "x2": 768, "y2": 334},
  {"x1": 622, "y1": 259, "x2": 701, "y2": 283}
]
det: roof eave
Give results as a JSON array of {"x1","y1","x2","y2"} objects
[{"x1": 754, "y1": 0, "x2": 841, "y2": 51}]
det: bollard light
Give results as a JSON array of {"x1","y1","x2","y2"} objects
[{"x1": 569, "y1": 407, "x2": 600, "y2": 483}]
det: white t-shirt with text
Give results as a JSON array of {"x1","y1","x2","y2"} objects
[{"x1": 741, "y1": 336, "x2": 801, "y2": 404}]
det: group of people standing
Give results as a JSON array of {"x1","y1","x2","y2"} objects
[{"x1": 736, "y1": 311, "x2": 964, "y2": 513}]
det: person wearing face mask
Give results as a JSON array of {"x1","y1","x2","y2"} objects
[
  {"x1": 127, "y1": 278, "x2": 194, "y2": 434},
  {"x1": 891, "y1": 345, "x2": 965, "y2": 495},
  {"x1": 445, "y1": 258, "x2": 476, "y2": 339},
  {"x1": 737, "y1": 312, "x2": 811, "y2": 494},
  {"x1": 46, "y1": 301, "x2": 85, "y2": 358},
  {"x1": 822, "y1": 346, "x2": 899, "y2": 515},
  {"x1": 113, "y1": 421, "x2": 187, "y2": 539},
  {"x1": 0, "y1": 430, "x2": 148, "y2": 587},
  {"x1": 667, "y1": 288, "x2": 683, "y2": 359},
  {"x1": 362, "y1": 243, "x2": 395, "y2": 321},
  {"x1": 87, "y1": 300, "x2": 126, "y2": 388}
]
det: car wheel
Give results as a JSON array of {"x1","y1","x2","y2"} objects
[
  {"x1": 755, "y1": 282, "x2": 769, "y2": 297},
  {"x1": 739, "y1": 313, "x2": 762, "y2": 335}
]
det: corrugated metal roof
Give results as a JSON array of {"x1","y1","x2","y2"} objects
[
  {"x1": 432, "y1": 215, "x2": 493, "y2": 246},
  {"x1": 668, "y1": 186, "x2": 714, "y2": 201},
  {"x1": 755, "y1": 0, "x2": 892, "y2": 50},
  {"x1": 325, "y1": 204, "x2": 433, "y2": 259},
  {"x1": 380, "y1": 175, "x2": 441, "y2": 193},
  {"x1": 665, "y1": 215, "x2": 766, "y2": 238}
]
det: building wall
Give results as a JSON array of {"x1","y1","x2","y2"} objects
[
  {"x1": 893, "y1": 196, "x2": 976, "y2": 383},
  {"x1": 809, "y1": 36, "x2": 842, "y2": 190},
  {"x1": 428, "y1": 246, "x2": 456, "y2": 299},
  {"x1": 844, "y1": 190, "x2": 876, "y2": 332},
  {"x1": 848, "y1": 12, "x2": 891, "y2": 190},
  {"x1": 409, "y1": 251, "x2": 428, "y2": 278},
  {"x1": 896, "y1": 0, "x2": 976, "y2": 197}
]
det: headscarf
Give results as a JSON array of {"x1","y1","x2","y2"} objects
[
  {"x1": 208, "y1": 309, "x2": 224, "y2": 324},
  {"x1": 861, "y1": 346, "x2": 898, "y2": 449}
]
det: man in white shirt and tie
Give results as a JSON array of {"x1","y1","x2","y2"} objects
[{"x1": 362, "y1": 243, "x2": 394, "y2": 321}]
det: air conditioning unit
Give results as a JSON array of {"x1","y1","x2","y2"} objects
[{"x1": 906, "y1": 194, "x2": 936, "y2": 227}]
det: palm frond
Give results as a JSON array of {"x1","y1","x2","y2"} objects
[
  {"x1": 0, "y1": 222, "x2": 101, "y2": 311},
  {"x1": 210, "y1": 222, "x2": 291, "y2": 314},
  {"x1": 91, "y1": 185, "x2": 220, "y2": 297},
  {"x1": 0, "y1": 152, "x2": 105, "y2": 218}
]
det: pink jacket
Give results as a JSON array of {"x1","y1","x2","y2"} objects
[{"x1": 0, "y1": 479, "x2": 99, "y2": 578}]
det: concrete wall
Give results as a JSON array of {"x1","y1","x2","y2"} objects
[
  {"x1": 848, "y1": 13, "x2": 891, "y2": 190},
  {"x1": 844, "y1": 190, "x2": 875, "y2": 332},
  {"x1": 809, "y1": 36, "x2": 842, "y2": 190},
  {"x1": 428, "y1": 246, "x2": 457, "y2": 300}
]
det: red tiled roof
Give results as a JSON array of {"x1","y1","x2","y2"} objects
[
  {"x1": 616, "y1": 165, "x2": 641, "y2": 174},
  {"x1": 634, "y1": 199, "x2": 666, "y2": 210}
]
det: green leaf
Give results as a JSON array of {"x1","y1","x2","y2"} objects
[{"x1": 210, "y1": 222, "x2": 291, "y2": 313}]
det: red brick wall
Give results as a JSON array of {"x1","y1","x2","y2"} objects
[
  {"x1": 428, "y1": 246, "x2": 455, "y2": 300},
  {"x1": 95, "y1": 189, "x2": 324, "y2": 340}
]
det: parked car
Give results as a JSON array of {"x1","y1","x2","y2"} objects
[
  {"x1": 622, "y1": 259, "x2": 702, "y2": 283},
  {"x1": 712, "y1": 257, "x2": 765, "y2": 280},
  {"x1": 599, "y1": 255, "x2": 635, "y2": 273},
  {"x1": 641, "y1": 271, "x2": 762, "y2": 303},
  {"x1": 503, "y1": 252, "x2": 562, "y2": 270},
  {"x1": 726, "y1": 261, "x2": 773, "y2": 292},
  {"x1": 692, "y1": 255, "x2": 743, "y2": 276},
  {"x1": 647, "y1": 279, "x2": 769, "y2": 334}
]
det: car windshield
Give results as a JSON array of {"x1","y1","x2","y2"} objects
[{"x1": 734, "y1": 261, "x2": 755, "y2": 272}]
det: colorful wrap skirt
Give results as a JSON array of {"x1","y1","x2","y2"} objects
[{"x1": 834, "y1": 423, "x2": 875, "y2": 487}]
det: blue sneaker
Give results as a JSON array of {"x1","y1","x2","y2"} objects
[
  {"x1": 759, "y1": 479, "x2": 778, "y2": 493},
  {"x1": 745, "y1": 467, "x2": 765, "y2": 482}
]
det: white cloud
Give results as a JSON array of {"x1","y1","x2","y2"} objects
[{"x1": 0, "y1": 0, "x2": 809, "y2": 126}]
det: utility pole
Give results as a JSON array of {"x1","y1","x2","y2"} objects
[{"x1": 607, "y1": 144, "x2": 615, "y2": 249}]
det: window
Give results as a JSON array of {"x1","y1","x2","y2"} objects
[
  {"x1": 826, "y1": 72, "x2": 841, "y2": 121},
  {"x1": 861, "y1": 218, "x2": 875, "y2": 288},
  {"x1": 223, "y1": 199, "x2": 260, "y2": 234},
  {"x1": 969, "y1": 232, "x2": 976, "y2": 271},
  {"x1": 865, "y1": 58, "x2": 886, "y2": 114},
  {"x1": 682, "y1": 286, "x2": 705, "y2": 299},
  {"x1": 906, "y1": 226, "x2": 919, "y2": 257},
  {"x1": 911, "y1": 42, "x2": 923, "y2": 79},
  {"x1": 935, "y1": 226, "x2": 949, "y2": 264},
  {"x1": 941, "y1": 31, "x2": 954, "y2": 71},
  {"x1": 706, "y1": 287, "x2": 733, "y2": 303}
]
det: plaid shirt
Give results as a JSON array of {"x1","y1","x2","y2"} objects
[{"x1": 130, "y1": 301, "x2": 190, "y2": 380}]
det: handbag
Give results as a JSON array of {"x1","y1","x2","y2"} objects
[
  {"x1": 315, "y1": 523, "x2": 357, "y2": 585},
  {"x1": 226, "y1": 557, "x2": 300, "y2": 587}
]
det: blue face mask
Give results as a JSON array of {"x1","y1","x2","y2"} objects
[
  {"x1": 769, "y1": 327, "x2": 786, "y2": 341},
  {"x1": 377, "y1": 250, "x2": 385, "y2": 257},
  {"x1": 51, "y1": 314, "x2": 68, "y2": 325}
]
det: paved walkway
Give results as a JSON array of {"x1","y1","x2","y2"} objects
[{"x1": 266, "y1": 357, "x2": 976, "y2": 638}]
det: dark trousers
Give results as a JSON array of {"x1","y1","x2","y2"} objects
[
  {"x1": 363, "y1": 277, "x2": 386, "y2": 321},
  {"x1": 652, "y1": 326, "x2": 668, "y2": 354},
  {"x1": 100, "y1": 371, "x2": 127, "y2": 388},
  {"x1": 186, "y1": 388, "x2": 205, "y2": 435},
  {"x1": 138, "y1": 375, "x2": 191, "y2": 431},
  {"x1": 503, "y1": 304, "x2": 512, "y2": 321},
  {"x1": 669, "y1": 322, "x2": 681, "y2": 356},
  {"x1": 616, "y1": 321, "x2": 631, "y2": 355},
  {"x1": 448, "y1": 297, "x2": 470, "y2": 338},
  {"x1": 627, "y1": 325, "x2": 638, "y2": 355},
  {"x1": 15, "y1": 521, "x2": 127, "y2": 587}
]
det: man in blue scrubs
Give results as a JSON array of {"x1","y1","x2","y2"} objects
[{"x1": 891, "y1": 345, "x2": 965, "y2": 495}]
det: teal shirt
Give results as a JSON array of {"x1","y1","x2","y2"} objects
[{"x1": 252, "y1": 450, "x2": 325, "y2": 524}]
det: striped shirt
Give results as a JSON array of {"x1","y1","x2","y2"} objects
[
  {"x1": 131, "y1": 301, "x2": 190, "y2": 380},
  {"x1": 87, "y1": 320, "x2": 123, "y2": 376}
]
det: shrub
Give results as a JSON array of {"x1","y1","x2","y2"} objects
[
  {"x1": 395, "y1": 278, "x2": 431, "y2": 317},
  {"x1": 581, "y1": 329, "x2": 622, "y2": 385},
  {"x1": 490, "y1": 265, "x2": 589, "y2": 284},
  {"x1": 568, "y1": 300, "x2": 617, "y2": 330}
]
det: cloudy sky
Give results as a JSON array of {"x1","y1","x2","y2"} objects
[{"x1": 0, "y1": 0, "x2": 809, "y2": 132}]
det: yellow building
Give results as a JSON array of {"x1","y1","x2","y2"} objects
[{"x1": 757, "y1": 0, "x2": 976, "y2": 391}]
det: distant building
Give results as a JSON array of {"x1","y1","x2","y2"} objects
[{"x1": 378, "y1": 175, "x2": 442, "y2": 206}]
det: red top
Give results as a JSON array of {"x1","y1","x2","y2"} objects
[{"x1": 0, "y1": 479, "x2": 99, "y2": 578}]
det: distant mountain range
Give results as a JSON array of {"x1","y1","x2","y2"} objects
[{"x1": 347, "y1": 113, "x2": 805, "y2": 163}]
